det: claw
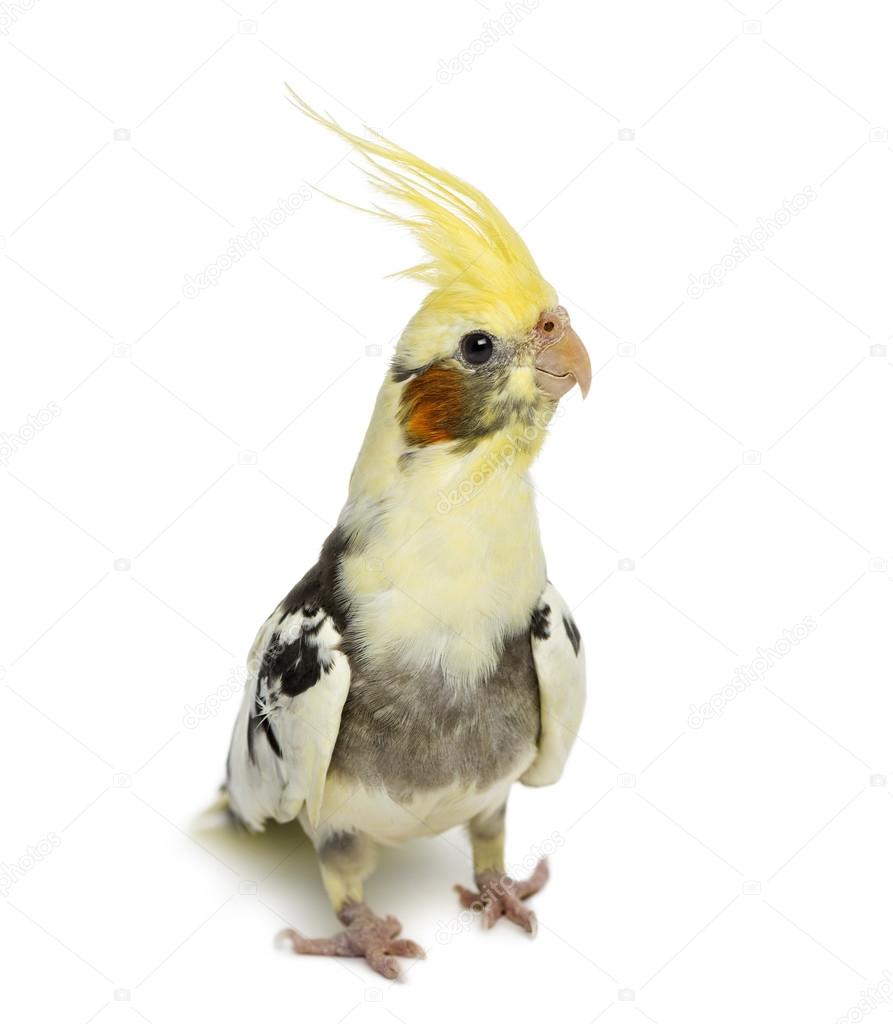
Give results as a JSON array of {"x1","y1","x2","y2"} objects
[
  {"x1": 387, "y1": 937, "x2": 426, "y2": 959},
  {"x1": 276, "y1": 927, "x2": 344, "y2": 956},
  {"x1": 454, "y1": 883, "x2": 485, "y2": 911},
  {"x1": 455, "y1": 857, "x2": 549, "y2": 935},
  {"x1": 276, "y1": 905, "x2": 425, "y2": 979},
  {"x1": 366, "y1": 949, "x2": 399, "y2": 980}
]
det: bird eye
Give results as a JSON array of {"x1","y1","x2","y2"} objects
[{"x1": 460, "y1": 331, "x2": 494, "y2": 366}]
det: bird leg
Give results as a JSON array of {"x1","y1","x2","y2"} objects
[
  {"x1": 277, "y1": 830, "x2": 425, "y2": 980},
  {"x1": 454, "y1": 804, "x2": 550, "y2": 934}
]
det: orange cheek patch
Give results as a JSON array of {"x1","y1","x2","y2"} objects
[{"x1": 399, "y1": 367, "x2": 466, "y2": 446}]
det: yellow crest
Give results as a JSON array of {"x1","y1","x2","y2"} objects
[{"x1": 288, "y1": 90, "x2": 557, "y2": 337}]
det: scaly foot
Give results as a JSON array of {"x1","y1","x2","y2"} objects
[
  {"x1": 277, "y1": 902, "x2": 426, "y2": 979},
  {"x1": 454, "y1": 857, "x2": 549, "y2": 934}
]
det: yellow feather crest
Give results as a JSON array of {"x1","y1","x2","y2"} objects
[{"x1": 288, "y1": 89, "x2": 557, "y2": 336}]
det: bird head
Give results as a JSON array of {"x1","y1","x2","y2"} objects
[{"x1": 290, "y1": 93, "x2": 591, "y2": 471}]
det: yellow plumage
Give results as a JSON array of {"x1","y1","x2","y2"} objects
[{"x1": 287, "y1": 89, "x2": 557, "y2": 338}]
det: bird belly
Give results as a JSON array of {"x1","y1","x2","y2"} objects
[
  {"x1": 315, "y1": 754, "x2": 533, "y2": 846},
  {"x1": 307, "y1": 614, "x2": 541, "y2": 845}
]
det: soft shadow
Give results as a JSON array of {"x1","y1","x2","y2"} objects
[{"x1": 189, "y1": 804, "x2": 474, "y2": 934}]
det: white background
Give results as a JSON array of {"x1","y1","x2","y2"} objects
[{"x1": 2, "y1": 1, "x2": 891, "y2": 1022}]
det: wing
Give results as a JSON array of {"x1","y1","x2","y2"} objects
[
  {"x1": 226, "y1": 541, "x2": 351, "y2": 832},
  {"x1": 521, "y1": 582, "x2": 586, "y2": 787}
]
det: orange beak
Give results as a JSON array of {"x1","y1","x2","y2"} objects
[{"x1": 534, "y1": 318, "x2": 591, "y2": 400}]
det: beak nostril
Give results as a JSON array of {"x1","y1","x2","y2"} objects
[
  {"x1": 534, "y1": 323, "x2": 591, "y2": 400},
  {"x1": 543, "y1": 321, "x2": 555, "y2": 333}
]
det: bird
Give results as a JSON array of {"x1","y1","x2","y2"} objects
[{"x1": 224, "y1": 92, "x2": 590, "y2": 980}]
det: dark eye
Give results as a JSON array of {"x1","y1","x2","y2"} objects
[{"x1": 460, "y1": 331, "x2": 494, "y2": 365}]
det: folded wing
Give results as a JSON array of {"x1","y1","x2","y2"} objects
[
  {"x1": 226, "y1": 586, "x2": 351, "y2": 832},
  {"x1": 521, "y1": 582, "x2": 586, "y2": 787}
]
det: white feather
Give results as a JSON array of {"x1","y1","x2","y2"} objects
[
  {"x1": 226, "y1": 608, "x2": 351, "y2": 831},
  {"x1": 522, "y1": 582, "x2": 586, "y2": 787}
]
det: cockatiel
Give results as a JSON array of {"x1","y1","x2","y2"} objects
[{"x1": 225, "y1": 93, "x2": 591, "y2": 979}]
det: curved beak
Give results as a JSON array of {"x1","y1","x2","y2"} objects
[{"x1": 534, "y1": 324, "x2": 591, "y2": 400}]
